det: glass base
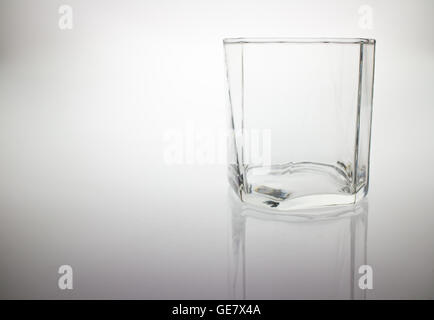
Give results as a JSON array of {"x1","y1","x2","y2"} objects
[{"x1": 231, "y1": 162, "x2": 367, "y2": 211}]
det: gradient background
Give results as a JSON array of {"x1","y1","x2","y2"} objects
[{"x1": 0, "y1": 0, "x2": 433, "y2": 299}]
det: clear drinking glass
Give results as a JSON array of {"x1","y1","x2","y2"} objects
[{"x1": 224, "y1": 38, "x2": 376, "y2": 210}]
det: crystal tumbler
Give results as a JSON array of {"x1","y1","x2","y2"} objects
[{"x1": 224, "y1": 38, "x2": 376, "y2": 210}]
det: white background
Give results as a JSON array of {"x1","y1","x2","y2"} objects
[{"x1": 0, "y1": 0, "x2": 433, "y2": 298}]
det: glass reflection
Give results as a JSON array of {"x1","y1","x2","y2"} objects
[{"x1": 228, "y1": 190, "x2": 368, "y2": 300}]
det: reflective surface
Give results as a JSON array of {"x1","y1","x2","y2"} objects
[
  {"x1": 229, "y1": 192, "x2": 369, "y2": 299},
  {"x1": 1, "y1": 176, "x2": 433, "y2": 299}
]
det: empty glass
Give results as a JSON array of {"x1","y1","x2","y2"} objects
[{"x1": 224, "y1": 38, "x2": 376, "y2": 210}]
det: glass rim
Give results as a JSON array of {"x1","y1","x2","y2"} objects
[{"x1": 223, "y1": 37, "x2": 376, "y2": 45}]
